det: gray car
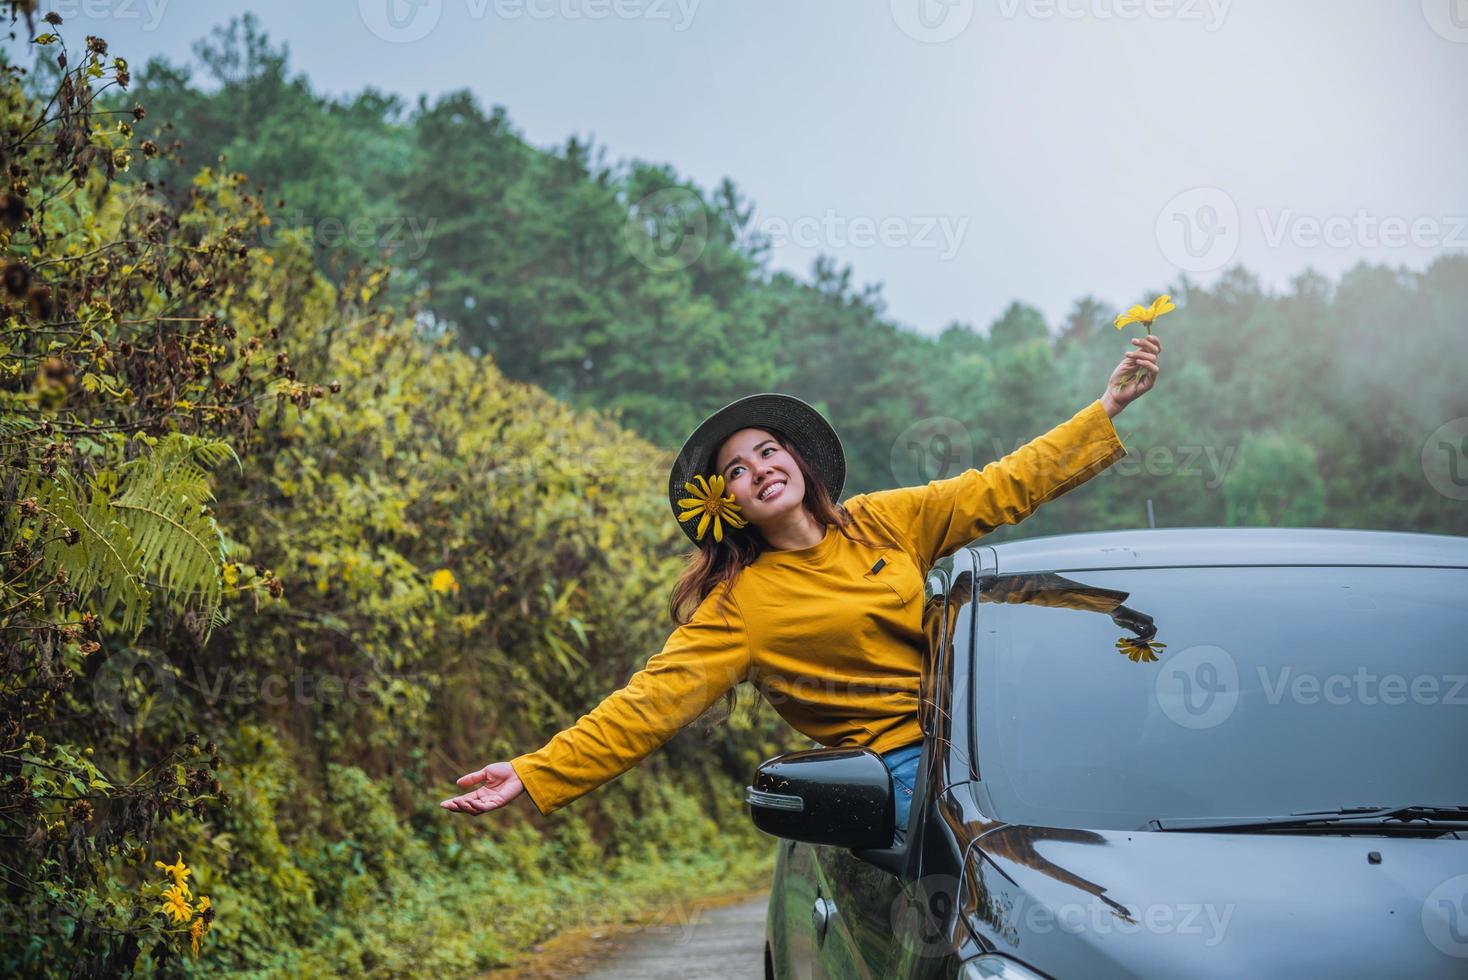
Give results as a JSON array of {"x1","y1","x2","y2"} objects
[{"x1": 751, "y1": 526, "x2": 1468, "y2": 979}]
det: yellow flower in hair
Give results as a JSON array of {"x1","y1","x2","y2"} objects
[
  {"x1": 677, "y1": 474, "x2": 748, "y2": 543},
  {"x1": 1113, "y1": 294, "x2": 1175, "y2": 330}
]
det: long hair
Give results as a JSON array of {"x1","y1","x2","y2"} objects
[{"x1": 668, "y1": 426, "x2": 892, "y2": 723}]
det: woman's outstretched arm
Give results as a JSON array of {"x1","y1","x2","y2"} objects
[
  {"x1": 849, "y1": 333, "x2": 1162, "y2": 568},
  {"x1": 440, "y1": 586, "x2": 750, "y2": 817}
]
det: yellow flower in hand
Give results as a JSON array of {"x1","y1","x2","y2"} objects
[
  {"x1": 677, "y1": 474, "x2": 748, "y2": 543},
  {"x1": 1114, "y1": 294, "x2": 1176, "y2": 330},
  {"x1": 1112, "y1": 294, "x2": 1175, "y2": 391}
]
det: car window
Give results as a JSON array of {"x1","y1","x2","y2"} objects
[{"x1": 970, "y1": 565, "x2": 1468, "y2": 831}]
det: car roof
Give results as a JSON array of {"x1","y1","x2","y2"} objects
[{"x1": 976, "y1": 526, "x2": 1468, "y2": 574}]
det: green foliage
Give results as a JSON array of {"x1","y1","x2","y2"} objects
[
  {"x1": 4, "y1": 14, "x2": 781, "y2": 976},
  {"x1": 119, "y1": 14, "x2": 1467, "y2": 538},
  {"x1": 1224, "y1": 431, "x2": 1327, "y2": 526}
]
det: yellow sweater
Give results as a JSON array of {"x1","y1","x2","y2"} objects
[{"x1": 509, "y1": 398, "x2": 1127, "y2": 814}]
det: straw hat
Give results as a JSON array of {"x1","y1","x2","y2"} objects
[{"x1": 667, "y1": 393, "x2": 846, "y2": 545}]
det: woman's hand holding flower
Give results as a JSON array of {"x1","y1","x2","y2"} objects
[{"x1": 1101, "y1": 293, "x2": 1172, "y2": 415}]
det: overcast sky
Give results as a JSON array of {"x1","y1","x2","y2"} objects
[{"x1": 16, "y1": 0, "x2": 1468, "y2": 336}]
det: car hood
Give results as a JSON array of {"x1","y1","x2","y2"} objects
[{"x1": 957, "y1": 820, "x2": 1468, "y2": 979}]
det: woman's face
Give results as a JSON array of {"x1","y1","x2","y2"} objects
[{"x1": 714, "y1": 427, "x2": 806, "y2": 524}]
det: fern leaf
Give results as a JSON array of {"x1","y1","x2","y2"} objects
[{"x1": 16, "y1": 469, "x2": 151, "y2": 640}]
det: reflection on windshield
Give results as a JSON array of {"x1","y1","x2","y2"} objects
[
  {"x1": 971, "y1": 566, "x2": 1468, "y2": 832},
  {"x1": 979, "y1": 571, "x2": 1171, "y2": 664}
]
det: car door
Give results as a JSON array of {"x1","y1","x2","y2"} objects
[
  {"x1": 810, "y1": 843, "x2": 904, "y2": 979},
  {"x1": 809, "y1": 569, "x2": 953, "y2": 979},
  {"x1": 773, "y1": 838, "x2": 819, "y2": 980}
]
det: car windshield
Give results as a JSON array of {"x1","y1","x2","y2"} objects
[{"x1": 970, "y1": 565, "x2": 1468, "y2": 832}]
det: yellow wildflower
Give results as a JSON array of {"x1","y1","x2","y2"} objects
[
  {"x1": 154, "y1": 852, "x2": 191, "y2": 889},
  {"x1": 190, "y1": 917, "x2": 205, "y2": 956},
  {"x1": 1115, "y1": 637, "x2": 1166, "y2": 663},
  {"x1": 197, "y1": 895, "x2": 212, "y2": 915},
  {"x1": 1112, "y1": 294, "x2": 1175, "y2": 391},
  {"x1": 676, "y1": 474, "x2": 748, "y2": 544},
  {"x1": 429, "y1": 568, "x2": 460, "y2": 594},
  {"x1": 1113, "y1": 294, "x2": 1176, "y2": 330},
  {"x1": 161, "y1": 883, "x2": 193, "y2": 923}
]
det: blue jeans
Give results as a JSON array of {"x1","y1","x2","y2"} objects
[{"x1": 879, "y1": 742, "x2": 923, "y2": 844}]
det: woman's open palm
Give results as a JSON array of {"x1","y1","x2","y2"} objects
[{"x1": 440, "y1": 761, "x2": 523, "y2": 815}]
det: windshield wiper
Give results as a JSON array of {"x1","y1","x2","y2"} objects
[{"x1": 1147, "y1": 805, "x2": 1468, "y2": 832}]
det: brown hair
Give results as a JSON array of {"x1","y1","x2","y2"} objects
[{"x1": 668, "y1": 427, "x2": 892, "y2": 723}]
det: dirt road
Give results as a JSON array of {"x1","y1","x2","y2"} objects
[{"x1": 576, "y1": 894, "x2": 768, "y2": 979}]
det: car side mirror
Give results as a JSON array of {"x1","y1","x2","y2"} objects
[{"x1": 744, "y1": 746, "x2": 894, "y2": 850}]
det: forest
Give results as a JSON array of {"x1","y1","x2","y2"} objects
[{"x1": 2, "y1": 7, "x2": 1463, "y2": 976}]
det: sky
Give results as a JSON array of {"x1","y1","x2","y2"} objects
[{"x1": 12, "y1": 0, "x2": 1468, "y2": 337}]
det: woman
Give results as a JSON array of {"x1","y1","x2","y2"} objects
[{"x1": 441, "y1": 334, "x2": 1162, "y2": 843}]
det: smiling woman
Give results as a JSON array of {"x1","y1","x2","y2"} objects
[{"x1": 440, "y1": 336, "x2": 1161, "y2": 822}]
